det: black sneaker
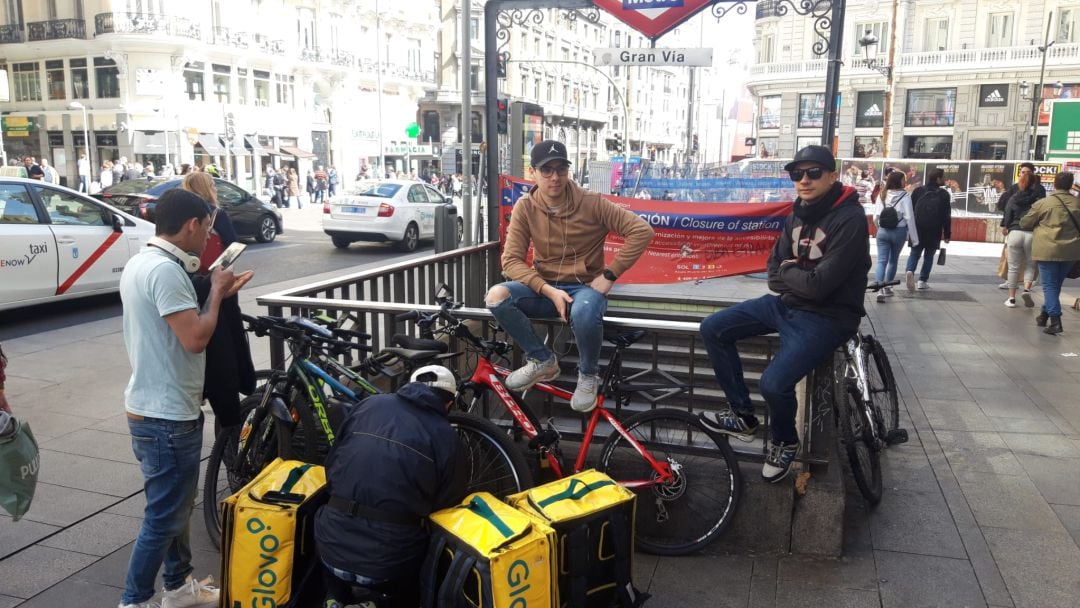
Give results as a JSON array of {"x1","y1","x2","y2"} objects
[
  {"x1": 762, "y1": 440, "x2": 800, "y2": 483},
  {"x1": 699, "y1": 409, "x2": 759, "y2": 442}
]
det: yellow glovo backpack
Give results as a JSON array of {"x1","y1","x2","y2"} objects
[
  {"x1": 421, "y1": 492, "x2": 558, "y2": 607},
  {"x1": 507, "y1": 470, "x2": 647, "y2": 608},
  {"x1": 219, "y1": 458, "x2": 328, "y2": 608}
]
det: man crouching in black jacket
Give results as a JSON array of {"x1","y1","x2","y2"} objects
[
  {"x1": 315, "y1": 365, "x2": 467, "y2": 608},
  {"x1": 699, "y1": 145, "x2": 871, "y2": 483}
]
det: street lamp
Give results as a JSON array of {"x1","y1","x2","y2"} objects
[
  {"x1": 1020, "y1": 13, "x2": 1059, "y2": 160},
  {"x1": 69, "y1": 101, "x2": 92, "y2": 184},
  {"x1": 858, "y1": 30, "x2": 896, "y2": 157},
  {"x1": 858, "y1": 31, "x2": 891, "y2": 78}
]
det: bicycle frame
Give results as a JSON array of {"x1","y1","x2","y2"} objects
[
  {"x1": 471, "y1": 357, "x2": 674, "y2": 489},
  {"x1": 841, "y1": 335, "x2": 881, "y2": 443}
]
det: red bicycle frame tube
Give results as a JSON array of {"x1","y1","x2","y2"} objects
[{"x1": 484, "y1": 361, "x2": 674, "y2": 486}]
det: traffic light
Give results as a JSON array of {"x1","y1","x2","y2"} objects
[
  {"x1": 496, "y1": 55, "x2": 507, "y2": 79},
  {"x1": 613, "y1": 132, "x2": 623, "y2": 153},
  {"x1": 692, "y1": 134, "x2": 699, "y2": 153},
  {"x1": 496, "y1": 98, "x2": 509, "y2": 135}
]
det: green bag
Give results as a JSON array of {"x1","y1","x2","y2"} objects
[{"x1": 0, "y1": 416, "x2": 40, "y2": 521}]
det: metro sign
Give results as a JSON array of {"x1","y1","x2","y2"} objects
[{"x1": 594, "y1": 0, "x2": 719, "y2": 40}]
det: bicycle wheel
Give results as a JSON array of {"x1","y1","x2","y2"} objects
[
  {"x1": 202, "y1": 398, "x2": 281, "y2": 549},
  {"x1": 448, "y1": 412, "x2": 533, "y2": 499},
  {"x1": 863, "y1": 336, "x2": 900, "y2": 442},
  {"x1": 599, "y1": 408, "x2": 742, "y2": 556},
  {"x1": 836, "y1": 381, "x2": 883, "y2": 505}
]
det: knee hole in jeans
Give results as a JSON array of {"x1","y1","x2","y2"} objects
[{"x1": 485, "y1": 285, "x2": 511, "y2": 308}]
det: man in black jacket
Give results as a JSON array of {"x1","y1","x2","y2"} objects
[
  {"x1": 315, "y1": 365, "x2": 466, "y2": 608},
  {"x1": 904, "y1": 169, "x2": 952, "y2": 291},
  {"x1": 699, "y1": 145, "x2": 871, "y2": 483}
]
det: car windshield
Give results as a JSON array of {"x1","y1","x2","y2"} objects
[
  {"x1": 353, "y1": 183, "x2": 401, "y2": 198},
  {"x1": 102, "y1": 178, "x2": 172, "y2": 194}
]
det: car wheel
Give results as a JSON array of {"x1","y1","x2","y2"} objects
[
  {"x1": 331, "y1": 236, "x2": 351, "y2": 249},
  {"x1": 255, "y1": 215, "x2": 277, "y2": 243},
  {"x1": 396, "y1": 222, "x2": 419, "y2": 252}
]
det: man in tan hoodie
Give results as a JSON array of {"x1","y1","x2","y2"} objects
[{"x1": 486, "y1": 140, "x2": 654, "y2": 412}]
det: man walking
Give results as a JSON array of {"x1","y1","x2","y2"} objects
[
  {"x1": 486, "y1": 139, "x2": 654, "y2": 412},
  {"x1": 314, "y1": 165, "x2": 329, "y2": 204},
  {"x1": 22, "y1": 156, "x2": 43, "y2": 180},
  {"x1": 904, "y1": 168, "x2": 952, "y2": 291},
  {"x1": 118, "y1": 190, "x2": 253, "y2": 608},
  {"x1": 78, "y1": 152, "x2": 91, "y2": 192},
  {"x1": 699, "y1": 145, "x2": 870, "y2": 483}
]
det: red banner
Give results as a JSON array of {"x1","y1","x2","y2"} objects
[{"x1": 499, "y1": 175, "x2": 792, "y2": 284}]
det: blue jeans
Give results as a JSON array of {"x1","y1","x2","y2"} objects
[
  {"x1": 700, "y1": 295, "x2": 852, "y2": 444},
  {"x1": 487, "y1": 281, "x2": 607, "y2": 375},
  {"x1": 121, "y1": 415, "x2": 204, "y2": 604},
  {"x1": 904, "y1": 243, "x2": 936, "y2": 282},
  {"x1": 1037, "y1": 260, "x2": 1073, "y2": 317},
  {"x1": 875, "y1": 226, "x2": 908, "y2": 283}
]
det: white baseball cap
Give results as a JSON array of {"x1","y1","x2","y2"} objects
[{"x1": 410, "y1": 365, "x2": 458, "y2": 397}]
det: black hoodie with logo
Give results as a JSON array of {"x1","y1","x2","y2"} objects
[{"x1": 767, "y1": 183, "x2": 871, "y2": 332}]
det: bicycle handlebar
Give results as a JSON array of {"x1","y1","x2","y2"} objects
[{"x1": 242, "y1": 314, "x2": 373, "y2": 354}]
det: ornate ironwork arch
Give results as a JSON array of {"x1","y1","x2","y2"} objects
[
  {"x1": 714, "y1": 0, "x2": 835, "y2": 56},
  {"x1": 496, "y1": 7, "x2": 601, "y2": 61}
]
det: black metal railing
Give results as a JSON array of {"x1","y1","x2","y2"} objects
[
  {"x1": 0, "y1": 23, "x2": 23, "y2": 43},
  {"x1": 330, "y1": 49, "x2": 355, "y2": 67},
  {"x1": 27, "y1": 18, "x2": 86, "y2": 41},
  {"x1": 94, "y1": 12, "x2": 201, "y2": 40},
  {"x1": 756, "y1": 0, "x2": 779, "y2": 19},
  {"x1": 299, "y1": 46, "x2": 323, "y2": 63},
  {"x1": 212, "y1": 26, "x2": 249, "y2": 48},
  {"x1": 254, "y1": 34, "x2": 285, "y2": 56}
]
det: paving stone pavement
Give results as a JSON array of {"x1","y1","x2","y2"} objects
[{"x1": 1, "y1": 241, "x2": 1079, "y2": 607}]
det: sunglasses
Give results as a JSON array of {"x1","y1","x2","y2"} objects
[
  {"x1": 788, "y1": 167, "x2": 826, "y2": 182},
  {"x1": 539, "y1": 164, "x2": 570, "y2": 177}
]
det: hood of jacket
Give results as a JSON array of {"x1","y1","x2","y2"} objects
[
  {"x1": 793, "y1": 183, "x2": 860, "y2": 225},
  {"x1": 529, "y1": 180, "x2": 587, "y2": 218},
  {"x1": 396, "y1": 382, "x2": 451, "y2": 417}
]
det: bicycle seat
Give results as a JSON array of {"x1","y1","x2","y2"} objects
[
  {"x1": 604, "y1": 329, "x2": 648, "y2": 348},
  {"x1": 380, "y1": 347, "x2": 446, "y2": 362},
  {"x1": 392, "y1": 334, "x2": 449, "y2": 353}
]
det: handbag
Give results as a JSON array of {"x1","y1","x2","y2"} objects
[
  {"x1": 198, "y1": 231, "x2": 225, "y2": 274},
  {"x1": 997, "y1": 244, "x2": 1008, "y2": 279},
  {"x1": 937, "y1": 247, "x2": 947, "y2": 266},
  {"x1": 0, "y1": 413, "x2": 39, "y2": 521},
  {"x1": 1054, "y1": 196, "x2": 1080, "y2": 279}
]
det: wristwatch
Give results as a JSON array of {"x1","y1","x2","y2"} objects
[{"x1": 602, "y1": 269, "x2": 618, "y2": 281}]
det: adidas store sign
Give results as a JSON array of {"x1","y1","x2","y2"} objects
[
  {"x1": 863, "y1": 104, "x2": 883, "y2": 117},
  {"x1": 979, "y1": 84, "x2": 1009, "y2": 107}
]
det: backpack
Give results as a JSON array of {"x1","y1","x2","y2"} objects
[
  {"x1": 878, "y1": 195, "x2": 901, "y2": 230},
  {"x1": 914, "y1": 189, "x2": 943, "y2": 228}
]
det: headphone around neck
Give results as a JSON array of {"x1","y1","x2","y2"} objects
[{"x1": 148, "y1": 237, "x2": 201, "y2": 273}]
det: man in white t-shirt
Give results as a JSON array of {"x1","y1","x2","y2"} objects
[
  {"x1": 77, "y1": 153, "x2": 91, "y2": 192},
  {"x1": 118, "y1": 189, "x2": 252, "y2": 608}
]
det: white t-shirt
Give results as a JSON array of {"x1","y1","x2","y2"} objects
[{"x1": 120, "y1": 247, "x2": 204, "y2": 420}]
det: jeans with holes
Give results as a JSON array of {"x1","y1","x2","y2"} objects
[
  {"x1": 487, "y1": 281, "x2": 607, "y2": 375},
  {"x1": 1037, "y1": 260, "x2": 1073, "y2": 317},
  {"x1": 904, "y1": 243, "x2": 937, "y2": 282},
  {"x1": 700, "y1": 295, "x2": 852, "y2": 444},
  {"x1": 875, "y1": 225, "x2": 908, "y2": 284},
  {"x1": 121, "y1": 415, "x2": 203, "y2": 605}
]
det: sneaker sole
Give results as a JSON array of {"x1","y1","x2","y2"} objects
[
  {"x1": 504, "y1": 368, "x2": 560, "y2": 392},
  {"x1": 763, "y1": 467, "x2": 793, "y2": 483},
  {"x1": 698, "y1": 413, "x2": 758, "y2": 442},
  {"x1": 905, "y1": 272, "x2": 915, "y2": 292},
  {"x1": 1021, "y1": 292, "x2": 1035, "y2": 308}
]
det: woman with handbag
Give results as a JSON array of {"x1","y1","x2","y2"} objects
[
  {"x1": 873, "y1": 170, "x2": 917, "y2": 302},
  {"x1": 1001, "y1": 169, "x2": 1042, "y2": 308},
  {"x1": 1019, "y1": 172, "x2": 1080, "y2": 335}
]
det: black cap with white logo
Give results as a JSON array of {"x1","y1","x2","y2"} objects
[{"x1": 530, "y1": 140, "x2": 571, "y2": 168}]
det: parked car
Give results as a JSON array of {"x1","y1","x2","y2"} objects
[
  {"x1": 93, "y1": 177, "x2": 283, "y2": 243},
  {"x1": 322, "y1": 179, "x2": 463, "y2": 251},
  {"x1": 0, "y1": 177, "x2": 156, "y2": 311}
]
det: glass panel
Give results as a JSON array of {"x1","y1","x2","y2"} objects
[
  {"x1": 798, "y1": 93, "x2": 825, "y2": 128},
  {"x1": 34, "y1": 187, "x2": 108, "y2": 225},
  {"x1": 987, "y1": 13, "x2": 1013, "y2": 47},
  {"x1": 760, "y1": 96, "x2": 782, "y2": 129},
  {"x1": 94, "y1": 57, "x2": 119, "y2": 99},
  {"x1": 71, "y1": 58, "x2": 89, "y2": 99},
  {"x1": 855, "y1": 91, "x2": 885, "y2": 128},
  {"x1": 46, "y1": 59, "x2": 65, "y2": 100},
  {"x1": 923, "y1": 18, "x2": 949, "y2": 51},
  {"x1": 904, "y1": 88, "x2": 956, "y2": 126},
  {"x1": 853, "y1": 136, "x2": 883, "y2": 158},
  {"x1": 0, "y1": 184, "x2": 39, "y2": 224}
]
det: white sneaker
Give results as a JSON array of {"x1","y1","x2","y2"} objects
[
  {"x1": 905, "y1": 271, "x2": 915, "y2": 292},
  {"x1": 1021, "y1": 290, "x2": 1035, "y2": 308},
  {"x1": 998, "y1": 281, "x2": 1009, "y2": 290},
  {"x1": 1004, "y1": 297, "x2": 1016, "y2": 308},
  {"x1": 504, "y1": 356, "x2": 560, "y2": 391},
  {"x1": 916, "y1": 280, "x2": 929, "y2": 290},
  {"x1": 883, "y1": 286, "x2": 894, "y2": 297},
  {"x1": 570, "y1": 373, "x2": 600, "y2": 412},
  {"x1": 119, "y1": 602, "x2": 159, "y2": 608},
  {"x1": 876, "y1": 292, "x2": 887, "y2": 303},
  {"x1": 161, "y1": 576, "x2": 219, "y2": 608}
]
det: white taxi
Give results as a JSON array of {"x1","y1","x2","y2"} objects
[
  {"x1": 0, "y1": 177, "x2": 155, "y2": 312},
  {"x1": 322, "y1": 179, "x2": 461, "y2": 252}
]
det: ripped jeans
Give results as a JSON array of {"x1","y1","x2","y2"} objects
[{"x1": 486, "y1": 281, "x2": 607, "y2": 375}]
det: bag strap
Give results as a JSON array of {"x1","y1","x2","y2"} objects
[
  {"x1": 466, "y1": 495, "x2": 515, "y2": 537},
  {"x1": 536, "y1": 478, "x2": 617, "y2": 508},
  {"x1": 1055, "y1": 195, "x2": 1080, "y2": 235},
  {"x1": 419, "y1": 534, "x2": 448, "y2": 608},
  {"x1": 565, "y1": 524, "x2": 591, "y2": 607},
  {"x1": 609, "y1": 510, "x2": 647, "y2": 607},
  {"x1": 437, "y1": 551, "x2": 476, "y2": 608},
  {"x1": 279, "y1": 463, "x2": 314, "y2": 494}
]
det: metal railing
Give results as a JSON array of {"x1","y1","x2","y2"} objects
[
  {"x1": 27, "y1": 18, "x2": 86, "y2": 40},
  {"x1": 0, "y1": 23, "x2": 23, "y2": 43},
  {"x1": 212, "y1": 26, "x2": 250, "y2": 49},
  {"x1": 357, "y1": 59, "x2": 437, "y2": 84},
  {"x1": 254, "y1": 34, "x2": 286, "y2": 56},
  {"x1": 94, "y1": 12, "x2": 202, "y2": 40}
]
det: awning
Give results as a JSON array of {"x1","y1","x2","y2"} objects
[
  {"x1": 196, "y1": 134, "x2": 227, "y2": 156},
  {"x1": 133, "y1": 131, "x2": 167, "y2": 154},
  {"x1": 245, "y1": 135, "x2": 270, "y2": 156},
  {"x1": 280, "y1": 145, "x2": 317, "y2": 159}
]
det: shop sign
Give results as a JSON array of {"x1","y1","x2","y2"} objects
[
  {"x1": 979, "y1": 84, "x2": 1009, "y2": 108},
  {"x1": 384, "y1": 142, "x2": 433, "y2": 156},
  {"x1": 352, "y1": 129, "x2": 379, "y2": 140},
  {"x1": 2, "y1": 116, "x2": 34, "y2": 137}
]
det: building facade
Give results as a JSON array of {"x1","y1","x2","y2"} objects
[
  {"x1": 747, "y1": 0, "x2": 1080, "y2": 161},
  {"x1": 0, "y1": 0, "x2": 437, "y2": 191}
]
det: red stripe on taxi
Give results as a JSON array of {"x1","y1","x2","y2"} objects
[{"x1": 55, "y1": 231, "x2": 124, "y2": 295}]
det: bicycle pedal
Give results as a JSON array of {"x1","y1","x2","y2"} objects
[{"x1": 885, "y1": 428, "x2": 909, "y2": 445}]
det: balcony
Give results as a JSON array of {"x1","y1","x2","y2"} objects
[
  {"x1": 756, "y1": 0, "x2": 780, "y2": 19},
  {"x1": 357, "y1": 59, "x2": 436, "y2": 84},
  {"x1": 299, "y1": 46, "x2": 323, "y2": 63},
  {"x1": 27, "y1": 19, "x2": 86, "y2": 41},
  {"x1": 212, "y1": 26, "x2": 249, "y2": 49},
  {"x1": 254, "y1": 34, "x2": 285, "y2": 56},
  {"x1": 330, "y1": 49, "x2": 355, "y2": 68},
  {"x1": 0, "y1": 23, "x2": 23, "y2": 43},
  {"x1": 94, "y1": 12, "x2": 202, "y2": 41}
]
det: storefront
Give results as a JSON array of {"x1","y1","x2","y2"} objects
[{"x1": 383, "y1": 141, "x2": 435, "y2": 178}]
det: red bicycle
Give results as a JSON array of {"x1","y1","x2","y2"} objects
[{"x1": 397, "y1": 287, "x2": 742, "y2": 556}]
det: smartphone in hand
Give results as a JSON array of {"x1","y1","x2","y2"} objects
[{"x1": 208, "y1": 242, "x2": 247, "y2": 271}]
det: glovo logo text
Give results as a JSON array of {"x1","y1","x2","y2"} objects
[
  {"x1": 507, "y1": 559, "x2": 531, "y2": 607},
  {"x1": 245, "y1": 516, "x2": 281, "y2": 607}
]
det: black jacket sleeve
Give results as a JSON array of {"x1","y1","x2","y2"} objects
[
  {"x1": 777, "y1": 207, "x2": 868, "y2": 302},
  {"x1": 941, "y1": 194, "x2": 952, "y2": 241},
  {"x1": 997, "y1": 185, "x2": 1016, "y2": 214},
  {"x1": 1002, "y1": 200, "x2": 1016, "y2": 229},
  {"x1": 214, "y1": 211, "x2": 239, "y2": 246},
  {"x1": 433, "y1": 435, "x2": 469, "y2": 510},
  {"x1": 766, "y1": 217, "x2": 793, "y2": 294}
]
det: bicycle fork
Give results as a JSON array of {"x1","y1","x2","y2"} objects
[{"x1": 844, "y1": 340, "x2": 883, "y2": 449}]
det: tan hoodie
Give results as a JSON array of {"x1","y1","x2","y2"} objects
[{"x1": 501, "y1": 181, "x2": 655, "y2": 293}]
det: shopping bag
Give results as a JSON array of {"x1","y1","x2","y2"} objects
[
  {"x1": 937, "y1": 247, "x2": 947, "y2": 266},
  {"x1": 996, "y1": 245, "x2": 1008, "y2": 279},
  {"x1": 0, "y1": 413, "x2": 40, "y2": 521}
]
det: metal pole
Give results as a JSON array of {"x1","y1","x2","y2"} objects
[
  {"x1": 375, "y1": 0, "x2": 385, "y2": 177},
  {"x1": 718, "y1": 88, "x2": 726, "y2": 163},
  {"x1": 821, "y1": 0, "x2": 847, "y2": 149},
  {"x1": 1030, "y1": 13, "x2": 1054, "y2": 161},
  {"x1": 575, "y1": 83, "x2": 581, "y2": 170},
  {"x1": 881, "y1": 0, "x2": 899, "y2": 157},
  {"x1": 686, "y1": 67, "x2": 695, "y2": 163},
  {"x1": 462, "y1": 0, "x2": 473, "y2": 245}
]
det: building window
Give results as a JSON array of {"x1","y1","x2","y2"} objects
[
  {"x1": 407, "y1": 38, "x2": 421, "y2": 73},
  {"x1": 469, "y1": 64, "x2": 480, "y2": 92},
  {"x1": 470, "y1": 16, "x2": 480, "y2": 41},
  {"x1": 757, "y1": 33, "x2": 775, "y2": 63},
  {"x1": 987, "y1": 13, "x2": 1013, "y2": 47},
  {"x1": 94, "y1": 57, "x2": 119, "y2": 98},
  {"x1": 45, "y1": 59, "x2": 65, "y2": 100},
  {"x1": 970, "y1": 140, "x2": 1008, "y2": 160},
  {"x1": 237, "y1": 67, "x2": 248, "y2": 104},
  {"x1": 12, "y1": 62, "x2": 41, "y2": 102},
  {"x1": 183, "y1": 62, "x2": 204, "y2": 101},
  {"x1": 546, "y1": 80, "x2": 553, "y2": 102},
  {"x1": 1059, "y1": 7, "x2": 1080, "y2": 43},
  {"x1": 212, "y1": 64, "x2": 231, "y2": 104},
  {"x1": 923, "y1": 18, "x2": 949, "y2": 51},
  {"x1": 798, "y1": 93, "x2": 825, "y2": 128},
  {"x1": 854, "y1": 21, "x2": 889, "y2": 56},
  {"x1": 521, "y1": 75, "x2": 528, "y2": 97},
  {"x1": 905, "y1": 88, "x2": 956, "y2": 126},
  {"x1": 421, "y1": 110, "x2": 439, "y2": 143},
  {"x1": 533, "y1": 79, "x2": 540, "y2": 100},
  {"x1": 275, "y1": 74, "x2": 294, "y2": 106},
  {"x1": 855, "y1": 91, "x2": 885, "y2": 128},
  {"x1": 904, "y1": 135, "x2": 952, "y2": 159},
  {"x1": 471, "y1": 111, "x2": 483, "y2": 143},
  {"x1": 253, "y1": 70, "x2": 270, "y2": 106},
  {"x1": 759, "y1": 96, "x2": 782, "y2": 129},
  {"x1": 614, "y1": 30, "x2": 621, "y2": 47},
  {"x1": 757, "y1": 137, "x2": 779, "y2": 158},
  {"x1": 853, "y1": 135, "x2": 883, "y2": 158},
  {"x1": 70, "y1": 58, "x2": 89, "y2": 99}
]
